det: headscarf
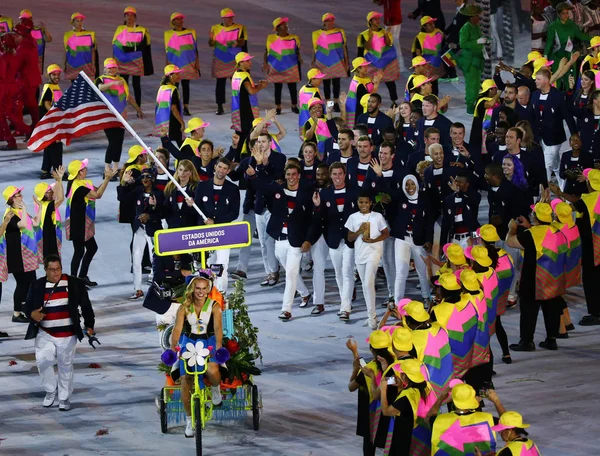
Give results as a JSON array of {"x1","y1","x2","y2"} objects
[{"x1": 402, "y1": 174, "x2": 420, "y2": 201}]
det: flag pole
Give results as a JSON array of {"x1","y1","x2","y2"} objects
[{"x1": 78, "y1": 71, "x2": 208, "y2": 222}]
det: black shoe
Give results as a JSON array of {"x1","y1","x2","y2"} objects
[
  {"x1": 539, "y1": 338, "x2": 558, "y2": 350},
  {"x1": 291, "y1": 106, "x2": 299, "y2": 114},
  {"x1": 81, "y1": 276, "x2": 98, "y2": 287},
  {"x1": 0, "y1": 330, "x2": 9, "y2": 337},
  {"x1": 40, "y1": 171, "x2": 52, "y2": 179},
  {"x1": 509, "y1": 341, "x2": 535, "y2": 352},
  {"x1": 276, "y1": 108, "x2": 282, "y2": 115},
  {"x1": 12, "y1": 314, "x2": 29, "y2": 323},
  {"x1": 579, "y1": 314, "x2": 600, "y2": 326},
  {"x1": 556, "y1": 332, "x2": 569, "y2": 339},
  {"x1": 216, "y1": 105, "x2": 224, "y2": 115},
  {"x1": 565, "y1": 323, "x2": 575, "y2": 331},
  {"x1": 183, "y1": 107, "x2": 191, "y2": 116},
  {"x1": 333, "y1": 103, "x2": 340, "y2": 113},
  {"x1": 501, "y1": 355, "x2": 512, "y2": 364}
]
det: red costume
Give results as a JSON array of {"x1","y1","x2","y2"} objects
[{"x1": 15, "y1": 23, "x2": 41, "y2": 130}]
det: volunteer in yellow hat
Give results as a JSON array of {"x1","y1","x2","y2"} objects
[
  {"x1": 409, "y1": 74, "x2": 434, "y2": 105},
  {"x1": 64, "y1": 10, "x2": 96, "y2": 82},
  {"x1": 298, "y1": 69, "x2": 325, "y2": 136},
  {"x1": 265, "y1": 17, "x2": 301, "y2": 115},
  {"x1": 231, "y1": 53, "x2": 267, "y2": 136},
  {"x1": 154, "y1": 65, "x2": 185, "y2": 145},
  {"x1": 412, "y1": 14, "x2": 444, "y2": 86},
  {"x1": 38, "y1": 64, "x2": 64, "y2": 180},
  {"x1": 165, "y1": 11, "x2": 199, "y2": 116},
  {"x1": 446, "y1": 244, "x2": 467, "y2": 266},
  {"x1": 209, "y1": 9, "x2": 247, "y2": 115},
  {"x1": 357, "y1": 11, "x2": 400, "y2": 107},
  {"x1": 112, "y1": 6, "x2": 153, "y2": 107},
  {"x1": 177, "y1": 118, "x2": 211, "y2": 162},
  {"x1": 391, "y1": 327, "x2": 414, "y2": 355},
  {"x1": 346, "y1": 57, "x2": 380, "y2": 128},
  {"x1": 33, "y1": 166, "x2": 66, "y2": 259},
  {"x1": 1, "y1": 184, "x2": 40, "y2": 324},
  {"x1": 492, "y1": 409, "x2": 541, "y2": 455}
]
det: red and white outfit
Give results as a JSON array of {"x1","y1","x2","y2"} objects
[{"x1": 35, "y1": 277, "x2": 78, "y2": 402}]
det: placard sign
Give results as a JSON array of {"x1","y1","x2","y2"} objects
[{"x1": 154, "y1": 221, "x2": 251, "y2": 256}]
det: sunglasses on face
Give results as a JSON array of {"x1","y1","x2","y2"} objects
[{"x1": 141, "y1": 175, "x2": 153, "y2": 179}]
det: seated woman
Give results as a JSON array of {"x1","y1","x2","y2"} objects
[{"x1": 170, "y1": 274, "x2": 223, "y2": 438}]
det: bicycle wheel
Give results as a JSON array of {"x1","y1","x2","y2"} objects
[
  {"x1": 252, "y1": 384, "x2": 260, "y2": 431},
  {"x1": 194, "y1": 396, "x2": 202, "y2": 456},
  {"x1": 160, "y1": 388, "x2": 168, "y2": 433}
]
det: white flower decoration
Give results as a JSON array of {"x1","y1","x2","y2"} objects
[{"x1": 181, "y1": 341, "x2": 211, "y2": 367}]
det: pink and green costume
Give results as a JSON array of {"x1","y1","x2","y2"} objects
[
  {"x1": 164, "y1": 29, "x2": 199, "y2": 80},
  {"x1": 311, "y1": 28, "x2": 348, "y2": 79},
  {"x1": 63, "y1": 30, "x2": 96, "y2": 80},
  {"x1": 265, "y1": 34, "x2": 300, "y2": 83}
]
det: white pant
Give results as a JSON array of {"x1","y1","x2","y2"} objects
[
  {"x1": 236, "y1": 211, "x2": 256, "y2": 273},
  {"x1": 394, "y1": 237, "x2": 431, "y2": 301},
  {"x1": 208, "y1": 248, "x2": 230, "y2": 294},
  {"x1": 502, "y1": 242, "x2": 522, "y2": 300},
  {"x1": 256, "y1": 210, "x2": 278, "y2": 275},
  {"x1": 275, "y1": 240, "x2": 309, "y2": 313},
  {"x1": 156, "y1": 302, "x2": 181, "y2": 348},
  {"x1": 330, "y1": 240, "x2": 355, "y2": 312},
  {"x1": 310, "y1": 235, "x2": 328, "y2": 305},
  {"x1": 132, "y1": 226, "x2": 154, "y2": 291},
  {"x1": 386, "y1": 24, "x2": 405, "y2": 72},
  {"x1": 541, "y1": 140, "x2": 564, "y2": 188},
  {"x1": 357, "y1": 259, "x2": 380, "y2": 323},
  {"x1": 35, "y1": 331, "x2": 78, "y2": 401},
  {"x1": 382, "y1": 237, "x2": 396, "y2": 298},
  {"x1": 490, "y1": 13, "x2": 503, "y2": 58}
]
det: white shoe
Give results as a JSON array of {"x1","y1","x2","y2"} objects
[
  {"x1": 185, "y1": 417, "x2": 194, "y2": 438},
  {"x1": 368, "y1": 319, "x2": 379, "y2": 330},
  {"x1": 58, "y1": 399, "x2": 71, "y2": 411},
  {"x1": 211, "y1": 385, "x2": 222, "y2": 405},
  {"x1": 362, "y1": 318, "x2": 370, "y2": 327},
  {"x1": 43, "y1": 390, "x2": 56, "y2": 407}
]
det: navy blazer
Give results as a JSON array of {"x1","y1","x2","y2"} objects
[
  {"x1": 318, "y1": 184, "x2": 359, "y2": 249},
  {"x1": 130, "y1": 186, "x2": 165, "y2": 236},
  {"x1": 326, "y1": 148, "x2": 358, "y2": 165},
  {"x1": 423, "y1": 165, "x2": 458, "y2": 218},
  {"x1": 416, "y1": 114, "x2": 452, "y2": 153},
  {"x1": 163, "y1": 185, "x2": 199, "y2": 228},
  {"x1": 530, "y1": 87, "x2": 575, "y2": 146},
  {"x1": 486, "y1": 179, "x2": 530, "y2": 238},
  {"x1": 492, "y1": 148, "x2": 548, "y2": 195},
  {"x1": 440, "y1": 190, "x2": 480, "y2": 245},
  {"x1": 250, "y1": 172, "x2": 318, "y2": 247},
  {"x1": 194, "y1": 179, "x2": 240, "y2": 225},
  {"x1": 390, "y1": 192, "x2": 434, "y2": 246},
  {"x1": 571, "y1": 107, "x2": 600, "y2": 159},
  {"x1": 235, "y1": 152, "x2": 285, "y2": 215},
  {"x1": 346, "y1": 157, "x2": 379, "y2": 189}
]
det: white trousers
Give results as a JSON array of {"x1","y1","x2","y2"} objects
[
  {"x1": 357, "y1": 259, "x2": 380, "y2": 323},
  {"x1": 256, "y1": 210, "x2": 278, "y2": 275},
  {"x1": 386, "y1": 24, "x2": 404, "y2": 72},
  {"x1": 541, "y1": 140, "x2": 564, "y2": 188},
  {"x1": 275, "y1": 240, "x2": 309, "y2": 313},
  {"x1": 382, "y1": 237, "x2": 396, "y2": 298},
  {"x1": 236, "y1": 211, "x2": 256, "y2": 273},
  {"x1": 132, "y1": 226, "x2": 154, "y2": 291},
  {"x1": 502, "y1": 242, "x2": 523, "y2": 300},
  {"x1": 310, "y1": 235, "x2": 328, "y2": 305},
  {"x1": 394, "y1": 237, "x2": 431, "y2": 301},
  {"x1": 330, "y1": 240, "x2": 355, "y2": 312},
  {"x1": 35, "y1": 331, "x2": 78, "y2": 401},
  {"x1": 208, "y1": 248, "x2": 230, "y2": 294},
  {"x1": 156, "y1": 302, "x2": 181, "y2": 348}
]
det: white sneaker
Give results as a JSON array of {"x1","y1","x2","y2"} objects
[
  {"x1": 58, "y1": 399, "x2": 71, "y2": 411},
  {"x1": 185, "y1": 416, "x2": 194, "y2": 438},
  {"x1": 43, "y1": 390, "x2": 56, "y2": 407},
  {"x1": 211, "y1": 385, "x2": 222, "y2": 405},
  {"x1": 362, "y1": 318, "x2": 370, "y2": 327},
  {"x1": 369, "y1": 319, "x2": 379, "y2": 330}
]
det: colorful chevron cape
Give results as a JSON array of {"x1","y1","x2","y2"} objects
[
  {"x1": 64, "y1": 30, "x2": 96, "y2": 79},
  {"x1": 65, "y1": 180, "x2": 95, "y2": 242},
  {"x1": 0, "y1": 232, "x2": 6, "y2": 282},
  {"x1": 2, "y1": 208, "x2": 39, "y2": 273},
  {"x1": 412, "y1": 29, "x2": 444, "y2": 67},
  {"x1": 97, "y1": 75, "x2": 129, "y2": 115},
  {"x1": 266, "y1": 34, "x2": 300, "y2": 83},
  {"x1": 528, "y1": 224, "x2": 568, "y2": 300},
  {"x1": 477, "y1": 268, "x2": 499, "y2": 329},
  {"x1": 164, "y1": 29, "x2": 199, "y2": 80},
  {"x1": 35, "y1": 201, "x2": 63, "y2": 262},
  {"x1": 579, "y1": 190, "x2": 600, "y2": 265},
  {"x1": 31, "y1": 28, "x2": 46, "y2": 74},
  {"x1": 39, "y1": 84, "x2": 63, "y2": 106},
  {"x1": 358, "y1": 28, "x2": 400, "y2": 82},
  {"x1": 432, "y1": 296, "x2": 479, "y2": 378},
  {"x1": 381, "y1": 387, "x2": 420, "y2": 455},
  {"x1": 0, "y1": 16, "x2": 12, "y2": 33},
  {"x1": 346, "y1": 75, "x2": 374, "y2": 129},
  {"x1": 503, "y1": 439, "x2": 541, "y2": 455},
  {"x1": 431, "y1": 412, "x2": 497, "y2": 456},
  {"x1": 211, "y1": 23, "x2": 247, "y2": 78},
  {"x1": 555, "y1": 222, "x2": 582, "y2": 288},
  {"x1": 475, "y1": 97, "x2": 499, "y2": 156},
  {"x1": 312, "y1": 28, "x2": 348, "y2": 78},
  {"x1": 154, "y1": 84, "x2": 181, "y2": 136},
  {"x1": 411, "y1": 324, "x2": 453, "y2": 400},
  {"x1": 112, "y1": 25, "x2": 149, "y2": 76},
  {"x1": 298, "y1": 85, "x2": 322, "y2": 134},
  {"x1": 304, "y1": 117, "x2": 332, "y2": 155},
  {"x1": 495, "y1": 249, "x2": 515, "y2": 316},
  {"x1": 463, "y1": 290, "x2": 491, "y2": 367},
  {"x1": 231, "y1": 70, "x2": 259, "y2": 132}
]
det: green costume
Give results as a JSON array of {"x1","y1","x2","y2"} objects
[
  {"x1": 457, "y1": 21, "x2": 484, "y2": 115},
  {"x1": 544, "y1": 19, "x2": 590, "y2": 90}
]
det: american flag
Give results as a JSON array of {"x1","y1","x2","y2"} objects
[{"x1": 27, "y1": 74, "x2": 123, "y2": 152}]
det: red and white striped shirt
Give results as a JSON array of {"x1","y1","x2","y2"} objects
[{"x1": 40, "y1": 276, "x2": 75, "y2": 338}]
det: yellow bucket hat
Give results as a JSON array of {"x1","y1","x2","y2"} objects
[
  {"x1": 584, "y1": 168, "x2": 600, "y2": 191},
  {"x1": 492, "y1": 411, "x2": 531, "y2": 431},
  {"x1": 67, "y1": 159, "x2": 88, "y2": 180},
  {"x1": 351, "y1": 57, "x2": 370, "y2": 72},
  {"x1": 399, "y1": 358, "x2": 425, "y2": 383},
  {"x1": 124, "y1": 6, "x2": 137, "y2": 15},
  {"x1": 34, "y1": 182, "x2": 55, "y2": 201},
  {"x1": 3, "y1": 185, "x2": 24, "y2": 203},
  {"x1": 553, "y1": 201, "x2": 574, "y2": 228},
  {"x1": 452, "y1": 383, "x2": 479, "y2": 410},
  {"x1": 391, "y1": 327, "x2": 413, "y2": 352},
  {"x1": 459, "y1": 269, "x2": 481, "y2": 291},
  {"x1": 47, "y1": 64, "x2": 62, "y2": 75},
  {"x1": 164, "y1": 64, "x2": 182, "y2": 76},
  {"x1": 525, "y1": 51, "x2": 542, "y2": 63},
  {"x1": 322, "y1": 13, "x2": 335, "y2": 22},
  {"x1": 272, "y1": 17, "x2": 289, "y2": 30},
  {"x1": 413, "y1": 74, "x2": 433, "y2": 89},
  {"x1": 367, "y1": 330, "x2": 392, "y2": 349},
  {"x1": 446, "y1": 244, "x2": 466, "y2": 266},
  {"x1": 307, "y1": 68, "x2": 326, "y2": 80},
  {"x1": 410, "y1": 56, "x2": 427, "y2": 68},
  {"x1": 185, "y1": 117, "x2": 210, "y2": 133},
  {"x1": 221, "y1": 8, "x2": 235, "y2": 18},
  {"x1": 104, "y1": 58, "x2": 118, "y2": 69},
  {"x1": 420, "y1": 16, "x2": 437, "y2": 26},
  {"x1": 532, "y1": 202, "x2": 553, "y2": 223},
  {"x1": 235, "y1": 52, "x2": 254, "y2": 64},
  {"x1": 478, "y1": 224, "x2": 501, "y2": 242},
  {"x1": 367, "y1": 11, "x2": 383, "y2": 23},
  {"x1": 404, "y1": 301, "x2": 430, "y2": 322},
  {"x1": 479, "y1": 79, "x2": 497, "y2": 94},
  {"x1": 438, "y1": 272, "x2": 461, "y2": 291},
  {"x1": 170, "y1": 12, "x2": 185, "y2": 22},
  {"x1": 70, "y1": 12, "x2": 86, "y2": 22},
  {"x1": 125, "y1": 145, "x2": 147, "y2": 164},
  {"x1": 471, "y1": 245, "x2": 492, "y2": 267}
]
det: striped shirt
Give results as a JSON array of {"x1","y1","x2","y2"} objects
[
  {"x1": 334, "y1": 187, "x2": 346, "y2": 212},
  {"x1": 40, "y1": 276, "x2": 75, "y2": 338},
  {"x1": 356, "y1": 162, "x2": 370, "y2": 187},
  {"x1": 282, "y1": 188, "x2": 297, "y2": 235}
]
